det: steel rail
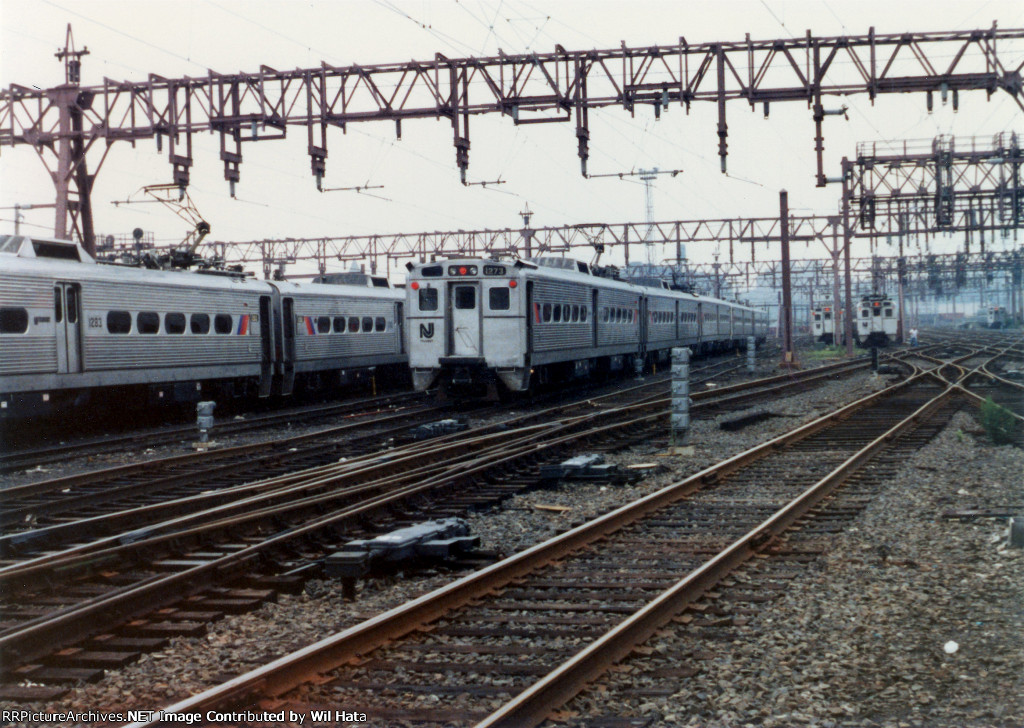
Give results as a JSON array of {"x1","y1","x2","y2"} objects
[
  {"x1": 0, "y1": 355, "x2": 879, "y2": 668},
  {"x1": 0, "y1": 406, "x2": 662, "y2": 665},
  {"x1": 1, "y1": 354, "x2": 873, "y2": 565},
  {"x1": 0, "y1": 402, "x2": 443, "y2": 503},
  {"x1": 478, "y1": 385, "x2": 955, "y2": 727},
  {"x1": 0, "y1": 390, "x2": 430, "y2": 474},
  {"x1": 131, "y1": 365, "x2": 935, "y2": 724}
]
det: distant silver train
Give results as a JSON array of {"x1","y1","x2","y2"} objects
[
  {"x1": 0, "y1": 235, "x2": 406, "y2": 420},
  {"x1": 812, "y1": 294, "x2": 898, "y2": 347},
  {"x1": 406, "y1": 256, "x2": 769, "y2": 398}
]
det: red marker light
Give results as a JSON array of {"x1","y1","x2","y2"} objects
[
  {"x1": 459, "y1": 266, "x2": 468, "y2": 275},
  {"x1": 410, "y1": 281, "x2": 420, "y2": 290},
  {"x1": 509, "y1": 280, "x2": 517, "y2": 288}
]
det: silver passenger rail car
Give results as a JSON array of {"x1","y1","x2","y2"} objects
[
  {"x1": 406, "y1": 256, "x2": 768, "y2": 399},
  {"x1": 856, "y1": 294, "x2": 898, "y2": 347},
  {"x1": 0, "y1": 235, "x2": 406, "y2": 420}
]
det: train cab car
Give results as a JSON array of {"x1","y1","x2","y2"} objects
[
  {"x1": 811, "y1": 305, "x2": 844, "y2": 344},
  {"x1": 406, "y1": 256, "x2": 768, "y2": 399},
  {"x1": 986, "y1": 306, "x2": 1008, "y2": 329},
  {"x1": 857, "y1": 294, "x2": 897, "y2": 347},
  {"x1": 406, "y1": 257, "x2": 638, "y2": 397}
]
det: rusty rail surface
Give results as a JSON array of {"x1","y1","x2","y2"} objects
[{"x1": 133, "y1": 363, "x2": 966, "y2": 726}]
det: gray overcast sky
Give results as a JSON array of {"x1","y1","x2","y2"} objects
[{"x1": 2, "y1": 0, "x2": 1023, "y2": 277}]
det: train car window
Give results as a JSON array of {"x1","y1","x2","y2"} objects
[
  {"x1": 581, "y1": 307, "x2": 588, "y2": 322},
  {"x1": 107, "y1": 311, "x2": 132, "y2": 334},
  {"x1": 375, "y1": 316, "x2": 386, "y2": 332},
  {"x1": 165, "y1": 313, "x2": 186, "y2": 334},
  {"x1": 861, "y1": 310, "x2": 869, "y2": 318},
  {"x1": 872, "y1": 307, "x2": 880, "y2": 317},
  {"x1": 0, "y1": 307, "x2": 29, "y2": 334},
  {"x1": 552, "y1": 303, "x2": 562, "y2": 322},
  {"x1": 420, "y1": 265, "x2": 443, "y2": 277},
  {"x1": 362, "y1": 316, "x2": 373, "y2": 332},
  {"x1": 572, "y1": 305, "x2": 579, "y2": 322},
  {"x1": 317, "y1": 316, "x2": 331, "y2": 334},
  {"x1": 333, "y1": 316, "x2": 346, "y2": 333},
  {"x1": 601, "y1": 307, "x2": 608, "y2": 323},
  {"x1": 454, "y1": 286, "x2": 476, "y2": 310},
  {"x1": 488, "y1": 287, "x2": 510, "y2": 310},
  {"x1": 214, "y1": 314, "x2": 233, "y2": 334},
  {"x1": 348, "y1": 316, "x2": 360, "y2": 333},
  {"x1": 191, "y1": 313, "x2": 210, "y2": 334},
  {"x1": 418, "y1": 288, "x2": 438, "y2": 311},
  {"x1": 66, "y1": 287, "x2": 78, "y2": 323},
  {"x1": 542, "y1": 303, "x2": 552, "y2": 322},
  {"x1": 884, "y1": 308, "x2": 892, "y2": 317},
  {"x1": 137, "y1": 311, "x2": 160, "y2": 334},
  {"x1": 54, "y1": 289, "x2": 63, "y2": 323}
]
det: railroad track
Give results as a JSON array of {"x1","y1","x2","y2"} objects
[
  {"x1": 134, "y1": 360, "x2": 966, "y2": 727},
  {"x1": 0, "y1": 355, "x2": 873, "y2": 688},
  {"x1": 0, "y1": 389, "x2": 429, "y2": 475},
  {"x1": 0, "y1": 346, "x2": 801, "y2": 536},
  {"x1": 0, "y1": 349, "x2": 777, "y2": 478}
]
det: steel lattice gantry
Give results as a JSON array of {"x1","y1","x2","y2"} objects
[
  {"x1": 4, "y1": 25, "x2": 1024, "y2": 253},
  {"x1": 851, "y1": 131, "x2": 1023, "y2": 248}
]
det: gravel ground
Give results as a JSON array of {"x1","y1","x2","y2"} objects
[
  {"x1": 3, "y1": 366, "x2": 890, "y2": 725},
  {"x1": 563, "y1": 409, "x2": 1024, "y2": 728}
]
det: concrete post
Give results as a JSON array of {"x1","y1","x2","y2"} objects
[
  {"x1": 196, "y1": 400, "x2": 216, "y2": 444},
  {"x1": 671, "y1": 347, "x2": 691, "y2": 446},
  {"x1": 747, "y1": 336, "x2": 756, "y2": 373}
]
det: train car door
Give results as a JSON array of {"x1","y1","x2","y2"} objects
[
  {"x1": 448, "y1": 281, "x2": 481, "y2": 356},
  {"x1": 281, "y1": 297, "x2": 296, "y2": 395},
  {"x1": 638, "y1": 296, "x2": 648, "y2": 360},
  {"x1": 526, "y1": 281, "x2": 535, "y2": 359},
  {"x1": 396, "y1": 302, "x2": 405, "y2": 354},
  {"x1": 258, "y1": 295, "x2": 275, "y2": 397},
  {"x1": 696, "y1": 301, "x2": 704, "y2": 346},
  {"x1": 53, "y1": 282, "x2": 83, "y2": 374}
]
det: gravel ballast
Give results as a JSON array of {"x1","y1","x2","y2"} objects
[{"x1": 7, "y1": 363, "x2": 1019, "y2": 727}]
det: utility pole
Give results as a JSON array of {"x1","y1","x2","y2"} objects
[
  {"x1": 52, "y1": 25, "x2": 97, "y2": 255},
  {"x1": 520, "y1": 205, "x2": 534, "y2": 260},
  {"x1": 780, "y1": 190, "x2": 796, "y2": 366},
  {"x1": 841, "y1": 158, "x2": 855, "y2": 356}
]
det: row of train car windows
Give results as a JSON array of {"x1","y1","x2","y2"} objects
[
  {"x1": 107, "y1": 311, "x2": 235, "y2": 335},
  {"x1": 650, "y1": 311, "x2": 699, "y2": 324},
  {"x1": 540, "y1": 302, "x2": 589, "y2": 323},
  {"x1": 600, "y1": 307, "x2": 635, "y2": 324},
  {"x1": 312, "y1": 316, "x2": 388, "y2": 334}
]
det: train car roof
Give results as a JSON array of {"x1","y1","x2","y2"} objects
[
  {"x1": 409, "y1": 256, "x2": 763, "y2": 313},
  {"x1": 3, "y1": 234, "x2": 274, "y2": 292},
  {"x1": 271, "y1": 278, "x2": 403, "y2": 300}
]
